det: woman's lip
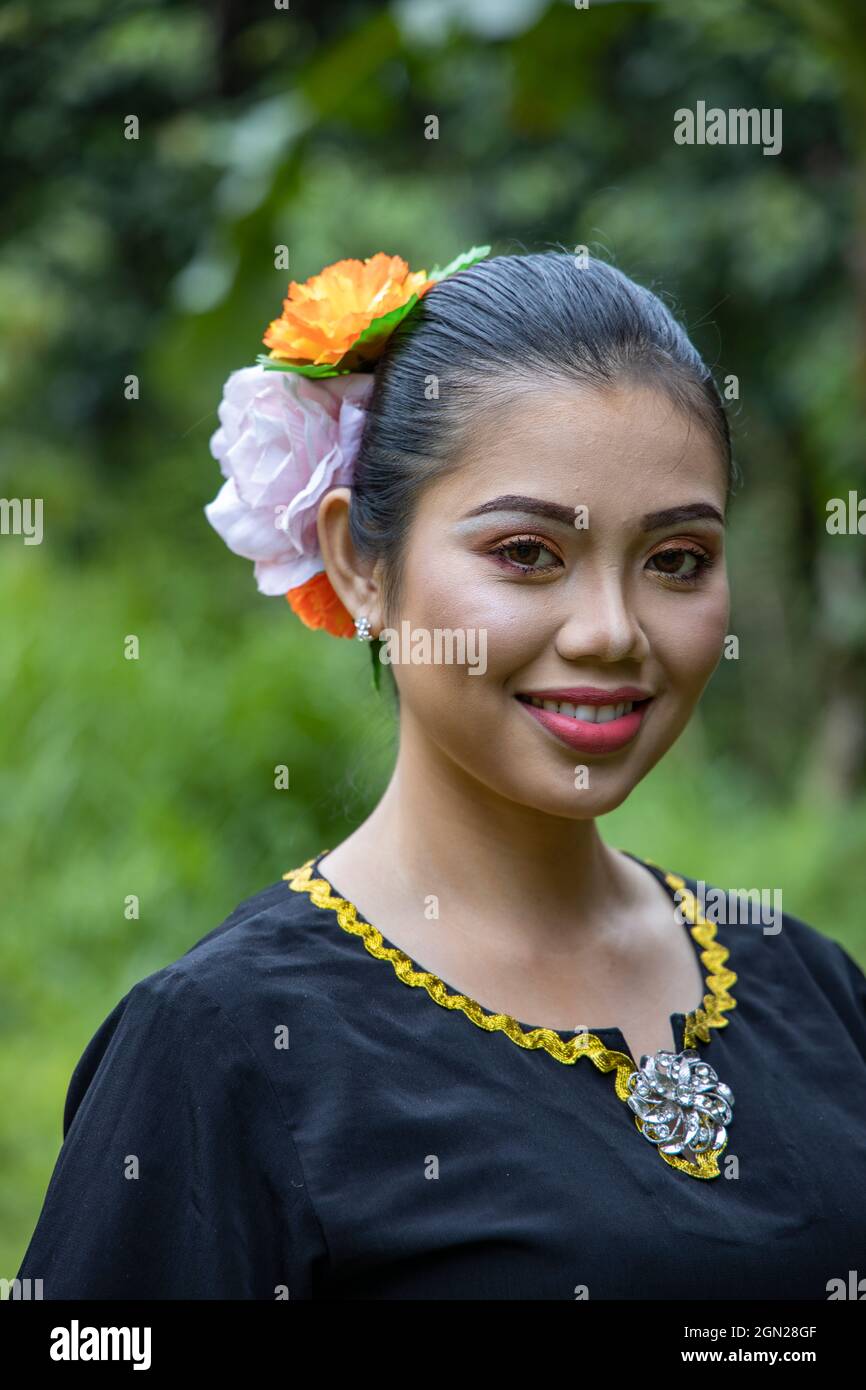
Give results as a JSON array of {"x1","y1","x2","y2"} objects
[
  {"x1": 515, "y1": 695, "x2": 652, "y2": 754},
  {"x1": 516, "y1": 686, "x2": 652, "y2": 703}
]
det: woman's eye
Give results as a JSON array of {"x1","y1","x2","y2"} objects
[
  {"x1": 489, "y1": 537, "x2": 562, "y2": 573},
  {"x1": 646, "y1": 546, "x2": 712, "y2": 584}
]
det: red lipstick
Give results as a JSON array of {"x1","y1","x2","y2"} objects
[{"x1": 515, "y1": 687, "x2": 654, "y2": 755}]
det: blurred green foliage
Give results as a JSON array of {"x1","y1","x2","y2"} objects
[{"x1": 2, "y1": 0, "x2": 866, "y2": 1278}]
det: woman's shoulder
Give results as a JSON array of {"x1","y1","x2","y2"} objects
[
  {"x1": 74, "y1": 854, "x2": 330, "y2": 1069},
  {"x1": 137, "y1": 849, "x2": 337, "y2": 1010},
  {"x1": 63, "y1": 851, "x2": 339, "y2": 1133},
  {"x1": 24, "y1": 863, "x2": 328, "y2": 1299}
]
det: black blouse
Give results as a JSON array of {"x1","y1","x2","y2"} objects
[{"x1": 17, "y1": 848, "x2": 866, "y2": 1300}]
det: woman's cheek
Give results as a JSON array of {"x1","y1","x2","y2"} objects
[
  {"x1": 400, "y1": 557, "x2": 530, "y2": 660},
  {"x1": 649, "y1": 585, "x2": 729, "y2": 697}
]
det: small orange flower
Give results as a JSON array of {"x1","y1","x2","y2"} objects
[
  {"x1": 263, "y1": 253, "x2": 434, "y2": 369},
  {"x1": 285, "y1": 570, "x2": 357, "y2": 638}
]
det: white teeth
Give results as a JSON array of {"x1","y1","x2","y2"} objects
[{"x1": 526, "y1": 698, "x2": 636, "y2": 721}]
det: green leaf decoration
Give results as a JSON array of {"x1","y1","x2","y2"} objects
[
  {"x1": 338, "y1": 293, "x2": 422, "y2": 369},
  {"x1": 428, "y1": 244, "x2": 491, "y2": 281},
  {"x1": 255, "y1": 354, "x2": 355, "y2": 379}
]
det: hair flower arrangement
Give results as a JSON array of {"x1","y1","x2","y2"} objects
[{"x1": 204, "y1": 246, "x2": 490, "y2": 638}]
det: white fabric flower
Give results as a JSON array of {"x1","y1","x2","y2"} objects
[{"x1": 204, "y1": 365, "x2": 375, "y2": 595}]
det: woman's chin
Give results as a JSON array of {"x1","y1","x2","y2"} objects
[{"x1": 484, "y1": 763, "x2": 642, "y2": 820}]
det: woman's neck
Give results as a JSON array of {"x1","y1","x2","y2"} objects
[{"x1": 325, "y1": 724, "x2": 649, "y2": 955}]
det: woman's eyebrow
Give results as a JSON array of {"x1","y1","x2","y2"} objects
[
  {"x1": 641, "y1": 502, "x2": 725, "y2": 530},
  {"x1": 460, "y1": 495, "x2": 577, "y2": 526},
  {"x1": 459, "y1": 494, "x2": 725, "y2": 530}
]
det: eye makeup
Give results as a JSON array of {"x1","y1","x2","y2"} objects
[
  {"x1": 487, "y1": 534, "x2": 564, "y2": 574},
  {"x1": 483, "y1": 532, "x2": 717, "y2": 587},
  {"x1": 644, "y1": 542, "x2": 716, "y2": 586}
]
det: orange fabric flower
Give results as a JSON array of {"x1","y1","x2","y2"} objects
[
  {"x1": 285, "y1": 570, "x2": 357, "y2": 639},
  {"x1": 263, "y1": 253, "x2": 434, "y2": 369}
]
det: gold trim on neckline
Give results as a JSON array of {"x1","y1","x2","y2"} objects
[{"x1": 283, "y1": 852, "x2": 737, "y2": 1180}]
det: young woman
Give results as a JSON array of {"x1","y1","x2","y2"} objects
[{"x1": 17, "y1": 249, "x2": 866, "y2": 1300}]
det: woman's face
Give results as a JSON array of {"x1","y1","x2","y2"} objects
[{"x1": 379, "y1": 381, "x2": 730, "y2": 817}]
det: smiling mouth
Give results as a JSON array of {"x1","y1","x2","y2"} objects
[
  {"x1": 515, "y1": 695, "x2": 652, "y2": 724},
  {"x1": 513, "y1": 692, "x2": 655, "y2": 754}
]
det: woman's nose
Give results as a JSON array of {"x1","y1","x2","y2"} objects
[{"x1": 553, "y1": 572, "x2": 650, "y2": 665}]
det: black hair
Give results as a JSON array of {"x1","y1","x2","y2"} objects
[{"x1": 349, "y1": 248, "x2": 737, "y2": 640}]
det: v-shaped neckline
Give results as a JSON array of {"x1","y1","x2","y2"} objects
[
  {"x1": 283, "y1": 849, "x2": 738, "y2": 1180},
  {"x1": 284, "y1": 847, "x2": 737, "y2": 1065}
]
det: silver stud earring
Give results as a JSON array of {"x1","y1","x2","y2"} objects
[{"x1": 354, "y1": 615, "x2": 373, "y2": 641}]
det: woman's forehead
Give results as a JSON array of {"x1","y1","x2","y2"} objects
[{"x1": 422, "y1": 384, "x2": 727, "y2": 520}]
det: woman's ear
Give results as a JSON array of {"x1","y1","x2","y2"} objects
[{"x1": 316, "y1": 487, "x2": 384, "y2": 633}]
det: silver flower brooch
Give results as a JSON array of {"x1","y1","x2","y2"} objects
[{"x1": 626, "y1": 1049, "x2": 734, "y2": 1157}]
